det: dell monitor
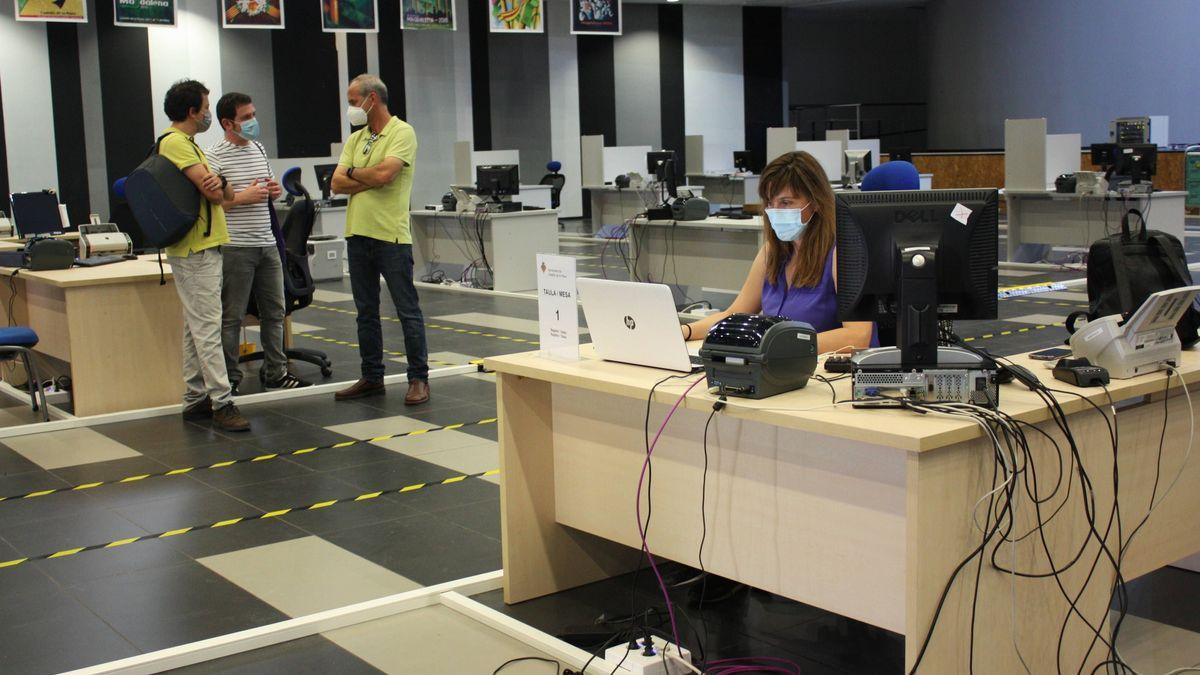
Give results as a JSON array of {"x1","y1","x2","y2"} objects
[
  {"x1": 836, "y1": 189, "x2": 999, "y2": 368},
  {"x1": 646, "y1": 151, "x2": 678, "y2": 200},
  {"x1": 733, "y1": 151, "x2": 751, "y2": 173},
  {"x1": 475, "y1": 164, "x2": 520, "y2": 200},
  {"x1": 313, "y1": 163, "x2": 338, "y2": 201},
  {"x1": 10, "y1": 190, "x2": 66, "y2": 239}
]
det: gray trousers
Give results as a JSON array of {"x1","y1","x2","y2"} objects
[
  {"x1": 169, "y1": 248, "x2": 233, "y2": 408},
  {"x1": 221, "y1": 245, "x2": 287, "y2": 387}
]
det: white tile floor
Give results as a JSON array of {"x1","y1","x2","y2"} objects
[
  {"x1": 326, "y1": 416, "x2": 488, "y2": 455},
  {"x1": 5, "y1": 427, "x2": 141, "y2": 469},
  {"x1": 199, "y1": 536, "x2": 421, "y2": 617}
]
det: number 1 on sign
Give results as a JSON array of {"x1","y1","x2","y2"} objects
[{"x1": 556, "y1": 310, "x2": 560, "y2": 321}]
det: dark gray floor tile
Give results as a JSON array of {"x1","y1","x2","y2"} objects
[
  {"x1": 0, "y1": 506, "x2": 145, "y2": 557},
  {"x1": 172, "y1": 634, "x2": 381, "y2": 675},
  {"x1": 252, "y1": 397, "x2": 392, "y2": 428},
  {"x1": 189, "y1": 455, "x2": 315, "y2": 490},
  {"x1": 436, "y1": 498, "x2": 500, "y2": 540},
  {"x1": 0, "y1": 586, "x2": 138, "y2": 675},
  {"x1": 94, "y1": 415, "x2": 239, "y2": 452},
  {"x1": 56, "y1": 472, "x2": 217, "y2": 512},
  {"x1": 0, "y1": 444, "x2": 40, "y2": 474},
  {"x1": 327, "y1": 455, "x2": 499, "y2": 514},
  {"x1": 33, "y1": 537, "x2": 194, "y2": 587},
  {"x1": 0, "y1": 483, "x2": 96, "y2": 529},
  {"x1": 68, "y1": 562, "x2": 289, "y2": 652},
  {"x1": 50, "y1": 455, "x2": 171, "y2": 485},
  {"x1": 142, "y1": 440, "x2": 269, "y2": 471},
  {"x1": 325, "y1": 512, "x2": 501, "y2": 585},
  {"x1": 231, "y1": 408, "x2": 332, "y2": 439},
  {"x1": 1120, "y1": 565, "x2": 1200, "y2": 634},
  {"x1": 0, "y1": 538, "x2": 58, "y2": 602},
  {"x1": 223, "y1": 472, "x2": 420, "y2": 536}
]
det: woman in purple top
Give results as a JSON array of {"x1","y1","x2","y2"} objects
[{"x1": 680, "y1": 151, "x2": 875, "y2": 354}]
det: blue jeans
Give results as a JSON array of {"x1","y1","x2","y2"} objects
[{"x1": 347, "y1": 236, "x2": 429, "y2": 382}]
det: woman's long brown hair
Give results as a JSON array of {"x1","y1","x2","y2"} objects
[{"x1": 758, "y1": 151, "x2": 837, "y2": 289}]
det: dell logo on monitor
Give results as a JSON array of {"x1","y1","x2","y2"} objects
[{"x1": 894, "y1": 209, "x2": 937, "y2": 223}]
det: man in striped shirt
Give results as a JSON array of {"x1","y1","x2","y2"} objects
[{"x1": 209, "y1": 92, "x2": 311, "y2": 392}]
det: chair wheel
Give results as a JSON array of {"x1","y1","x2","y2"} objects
[{"x1": 321, "y1": 368, "x2": 333, "y2": 378}]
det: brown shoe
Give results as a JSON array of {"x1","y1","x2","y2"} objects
[
  {"x1": 182, "y1": 396, "x2": 212, "y2": 420},
  {"x1": 404, "y1": 380, "x2": 430, "y2": 406},
  {"x1": 213, "y1": 404, "x2": 251, "y2": 432},
  {"x1": 335, "y1": 379, "x2": 385, "y2": 401}
]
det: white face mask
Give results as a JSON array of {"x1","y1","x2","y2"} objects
[{"x1": 347, "y1": 96, "x2": 373, "y2": 127}]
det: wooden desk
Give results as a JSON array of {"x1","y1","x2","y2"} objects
[
  {"x1": 628, "y1": 215, "x2": 762, "y2": 295},
  {"x1": 685, "y1": 173, "x2": 760, "y2": 206},
  {"x1": 484, "y1": 346, "x2": 1200, "y2": 673},
  {"x1": 0, "y1": 259, "x2": 183, "y2": 416}
]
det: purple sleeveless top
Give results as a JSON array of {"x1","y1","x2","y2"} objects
[{"x1": 761, "y1": 247, "x2": 878, "y2": 345}]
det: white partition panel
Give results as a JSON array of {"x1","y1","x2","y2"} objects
[
  {"x1": 795, "y1": 140, "x2": 844, "y2": 182},
  {"x1": 1045, "y1": 133, "x2": 1082, "y2": 189},
  {"x1": 603, "y1": 145, "x2": 653, "y2": 182}
]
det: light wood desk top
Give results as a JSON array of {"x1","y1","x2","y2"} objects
[
  {"x1": 485, "y1": 345, "x2": 1200, "y2": 453},
  {"x1": 0, "y1": 258, "x2": 173, "y2": 288}
]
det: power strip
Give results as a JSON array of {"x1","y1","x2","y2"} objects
[{"x1": 602, "y1": 636, "x2": 693, "y2": 675}]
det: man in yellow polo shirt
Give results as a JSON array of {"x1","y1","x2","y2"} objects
[
  {"x1": 159, "y1": 80, "x2": 250, "y2": 432},
  {"x1": 330, "y1": 74, "x2": 429, "y2": 405}
]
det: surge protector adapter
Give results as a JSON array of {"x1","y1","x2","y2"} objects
[{"x1": 603, "y1": 636, "x2": 693, "y2": 675}]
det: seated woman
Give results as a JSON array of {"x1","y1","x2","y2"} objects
[{"x1": 681, "y1": 151, "x2": 876, "y2": 353}]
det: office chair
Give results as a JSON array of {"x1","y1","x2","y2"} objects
[
  {"x1": 859, "y1": 160, "x2": 922, "y2": 347},
  {"x1": 0, "y1": 327, "x2": 50, "y2": 422},
  {"x1": 238, "y1": 167, "x2": 334, "y2": 380},
  {"x1": 539, "y1": 160, "x2": 566, "y2": 210},
  {"x1": 860, "y1": 160, "x2": 919, "y2": 192}
]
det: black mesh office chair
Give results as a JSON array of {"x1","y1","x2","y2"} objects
[
  {"x1": 239, "y1": 167, "x2": 333, "y2": 379},
  {"x1": 539, "y1": 160, "x2": 565, "y2": 209}
]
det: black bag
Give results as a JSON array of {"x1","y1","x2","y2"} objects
[
  {"x1": 1066, "y1": 208, "x2": 1200, "y2": 347},
  {"x1": 124, "y1": 133, "x2": 210, "y2": 249}
]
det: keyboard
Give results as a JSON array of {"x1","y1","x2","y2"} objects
[{"x1": 75, "y1": 255, "x2": 132, "y2": 267}]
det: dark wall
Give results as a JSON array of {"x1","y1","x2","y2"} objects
[
  {"x1": 657, "y1": 5, "x2": 685, "y2": 165},
  {"x1": 742, "y1": 7, "x2": 783, "y2": 173},
  {"x1": 577, "y1": 36, "x2": 617, "y2": 146},
  {"x1": 47, "y1": 23, "x2": 90, "y2": 224},
  {"x1": 271, "y1": 0, "x2": 340, "y2": 158},
  {"x1": 95, "y1": 0, "x2": 154, "y2": 202}
]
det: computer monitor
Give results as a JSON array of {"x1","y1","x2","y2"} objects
[
  {"x1": 844, "y1": 149, "x2": 872, "y2": 184},
  {"x1": 1090, "y1": 143, "x2": 1120, "y2": 167},
  {"x1": 646, "y1": 151, "x2": 678, "y2": 199},
  {"x1": 10, "y1": 190, "x2": 66, "y2": 238},
  {"x1": 1114, "y1": 143, "x2": 1157, "y2": 185},
  {"x1": 733, "y1": 151, "x2": 751, "y2": 173},
  {"x1": 313, "y1": 163, "x2": 338, "y2": 201},
  {"x1": 475, "y1": 164, "x2": 520, "y2": 199},
  {"x1": 836, "y1": 189, "x2": 999, "y2": 368}
]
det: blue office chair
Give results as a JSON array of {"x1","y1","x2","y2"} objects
[
  {"x1": 861, "y1": 160, "x2": 920, "y2": 192},
  {"x1": 539, "y1": 160, "x2": 566, "y2": 210},
  {"x1": 238, "y1": 167, "x2": 333, "y2": 380},
  {"x1": 0, "y1": 327, "x2": 49, "y2": 422}
]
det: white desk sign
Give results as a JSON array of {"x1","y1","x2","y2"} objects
[{"x1": 537, "y1": 254, "x2": 580, "y2": 361}]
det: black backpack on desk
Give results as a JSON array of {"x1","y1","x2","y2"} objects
[{"x1": 1065, "y1": 208, "x2": 1200, "y2": 347}]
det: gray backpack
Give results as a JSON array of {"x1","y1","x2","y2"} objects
[{"x1": 124, "y1": 133, "x2": 210, "y2": 249}]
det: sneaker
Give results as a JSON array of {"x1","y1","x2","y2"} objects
[
  {"x1": 182, "y1": 397, "x2": 212, "y2": 420},
  {"x1": 212, "y1": 404, "x2": 251, "y2": 432},
  {"x1": 230, "y1": 382, "x2": 242, "y2": 396},
  {"x1": 264, "y1": 373, "x2": 313, "y2": 390}
]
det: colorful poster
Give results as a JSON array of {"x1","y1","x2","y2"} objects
[
  {"x1": 114, "y1": 0, "x2": 175, "y2": 27},
  {"x1": 401, "y1": 0, "x2": 454, "y2": 30},
  {"x1": 14, "y1": 0, "x2": 87, "y2": 22},
  {"x1": 489, "y1": 0, "x2": 540, "y2": 33},
  {"x1": 321, "y1": 0, "x2": 377, "y2": 32},
  {"x1": 223, "y1": 0, "x2": 285, "y2": 29},
  {"x1": 570, "y1": 0, "x2": 619, "y2": 35}
]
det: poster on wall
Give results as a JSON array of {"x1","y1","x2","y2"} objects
[
  {"x1": 401, "y1": 0, "x2": 454, "y2": 30},
  {"x1": 489, "y1": 0, "x2": 541, "y2": 33},
  {"x1": 114, "y1": 0, "x2": 176, "y2": 27},
  {"x1": 14, "y1": 0, "x2": 87, "y2": 22},
  {"x1": 321, "y1": 0, "x2": 378, "y2": 32},
  {"x1": 570, "y1": 0, "x2": 619, "y2": 35},
  {"x1": 223, "y1": 0, "x2": 285, "y2": 29}
]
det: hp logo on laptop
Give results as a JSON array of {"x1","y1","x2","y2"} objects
[{"x1": 624, "y1": 316, "x2": 636, "y2": 330}]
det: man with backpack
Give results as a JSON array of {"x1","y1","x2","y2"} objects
[
  {"x1": 208, "y1": 92, "x2": 312, "y2": 394},
  {"x1": 159, "y1": 80, "x2": 251, "y2": 432}
]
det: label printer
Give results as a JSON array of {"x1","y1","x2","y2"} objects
[{"x1": 698, "y1": 314, "x2": 818, "y2": 399}]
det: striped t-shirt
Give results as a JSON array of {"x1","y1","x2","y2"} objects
[{"x1": 206, "y1": 139, "x2": 276, "y2": 247}]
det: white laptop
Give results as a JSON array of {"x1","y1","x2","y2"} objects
[{"x1": 577, "y1": 278, "x2": 701, "y2": 372}]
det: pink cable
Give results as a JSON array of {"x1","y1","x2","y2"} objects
[{"x1": 636, "y1": 375, "x2": 706, "y2": 653}]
